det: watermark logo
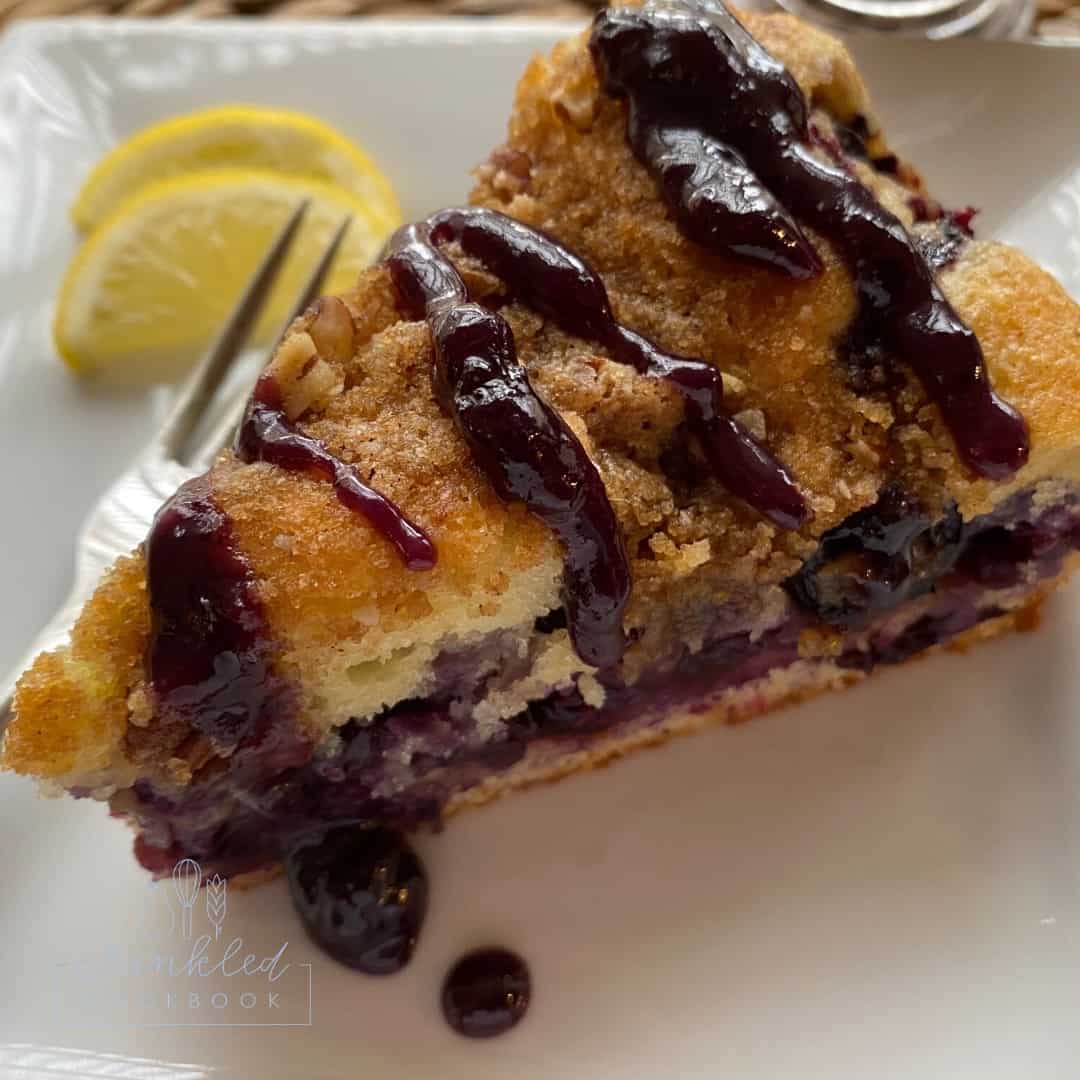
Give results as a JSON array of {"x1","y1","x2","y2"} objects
[
  {"x1": 170, "y1": 858, "x2": 228, "y2": 939},
  {"x1": 53, "y1": 858, "x2": 313, "y2": 1028}
]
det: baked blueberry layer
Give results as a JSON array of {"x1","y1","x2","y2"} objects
[{"x1": 120, "y1": 484, "x2": 1080, "y2": 878}]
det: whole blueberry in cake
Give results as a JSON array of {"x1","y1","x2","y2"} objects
[{"x1": 5, "y1": 1, "x2": 1080, "y2": 887}]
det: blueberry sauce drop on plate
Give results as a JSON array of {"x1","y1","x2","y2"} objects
[
  {"x1": 284, "y1": 824, "x2": 428, "y2": 975},
  {"x1": 441, "y1": 948, "x2": 532, "y2": 1039}
]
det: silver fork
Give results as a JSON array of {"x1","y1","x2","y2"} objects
[{"x1": 0, "y1": 203, "x2": 353, "y2": 732}]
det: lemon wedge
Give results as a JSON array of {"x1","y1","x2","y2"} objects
[
  {"x1": 72, "y1": 106, "x2": 400, "y2": 235},
  {"x1": 55, "y1": 169, "x2": 391, "y2": 373}
]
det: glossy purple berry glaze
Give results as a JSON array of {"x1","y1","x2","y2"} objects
[
  {"x1": 442, "y1": 948, "x2": 532, "y2": 1039},
  {"x1": 388, "y1": 214, "x2": 631, "y2": 669},
  {"x1": 625, "y1": 110, "x2": 822, "y2": 278},
  {"x1": 590, "y1": 0, "x2": 1028, "y2": 479},
  {"x1": 236, "y1": 374, "x2": 436, "y2": 571},
  {"x1": 387, "y1": 205, "x2": 808, "y2": 665},
  {"x1": 145, "y1": 475, "x2": 280, "y2": 746},
  {"x1": 284, "y1": 824, "x2": 428, "y2": 975},
  {"x1": 425, "y1": 207, "x2": 808, "y2": 533}
]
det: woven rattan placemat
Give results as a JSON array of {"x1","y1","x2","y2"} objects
[{"x1": 1, "y1": 0, "x2": 1075, "y2": 50}]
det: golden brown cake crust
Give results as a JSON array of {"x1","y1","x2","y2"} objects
[
  {"x1": 6, "y1": 10, "x2": 1080, "y2": 790},
  {"x1": 470, "y1": 12, "x2": 1080, "y2": 531},
  {"x1": 7, "y1": 555, "x2": 148, "y2": 781}
]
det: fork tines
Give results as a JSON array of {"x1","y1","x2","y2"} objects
[{"x1": 161, "y1": 203, "x2": 354, "y2": 470}]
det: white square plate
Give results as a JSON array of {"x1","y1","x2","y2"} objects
[{"x1": 0, "y1": 19, "x2": 1079, "y2": 1080}]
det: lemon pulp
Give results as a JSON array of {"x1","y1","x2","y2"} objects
[{"x1": 56, "y1": 169, "x2": 391, "y2": 373}]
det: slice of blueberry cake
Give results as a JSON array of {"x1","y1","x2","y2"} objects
[{"x1": 6, "y1": 1, "x2": 1080, "y2": 880}]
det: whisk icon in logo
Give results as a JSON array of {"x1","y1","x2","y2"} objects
[
  {"x1": 171, "y1": 858, "x2": 229, "y2": 940},
  {"x1": 172, "y1": 858, "x2": 202, "y2": 939}
]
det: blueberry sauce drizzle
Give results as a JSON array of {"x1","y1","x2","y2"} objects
[
  {"x1": 147, "y1": 379, "x2": 436, "y2": 740},
  {"x1": 145, "y1": 475, "x2": 278, "y2": 746},
  {"x1": 442, "y1": 948, "x2": 532, "y2": 1039},
  {"x1": 425, "y1": 208, "x2": 808, "y2": 529},
  {"x1": 235, "y1": 373, "x2": 436, "y2": 571},
  {"x1": 591, "y1": 0, "x2": 1029, "y2": 479},
  {"x1": 387, "y1": 214, "x2": 629, "y2": 669},
  {"x1": 386, "y1": 207, "x2": 809, "y2": 664},
  {"x1": 627, "y1": 110, "x2": 822, "y2": 278}
]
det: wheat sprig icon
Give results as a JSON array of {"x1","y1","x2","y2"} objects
[
  {"x1": 172, "y1": 858, "x2": 202, "y2": 939},
  {"x1": 205, "y1": 874, "x2": 228, "y2": 939}
]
